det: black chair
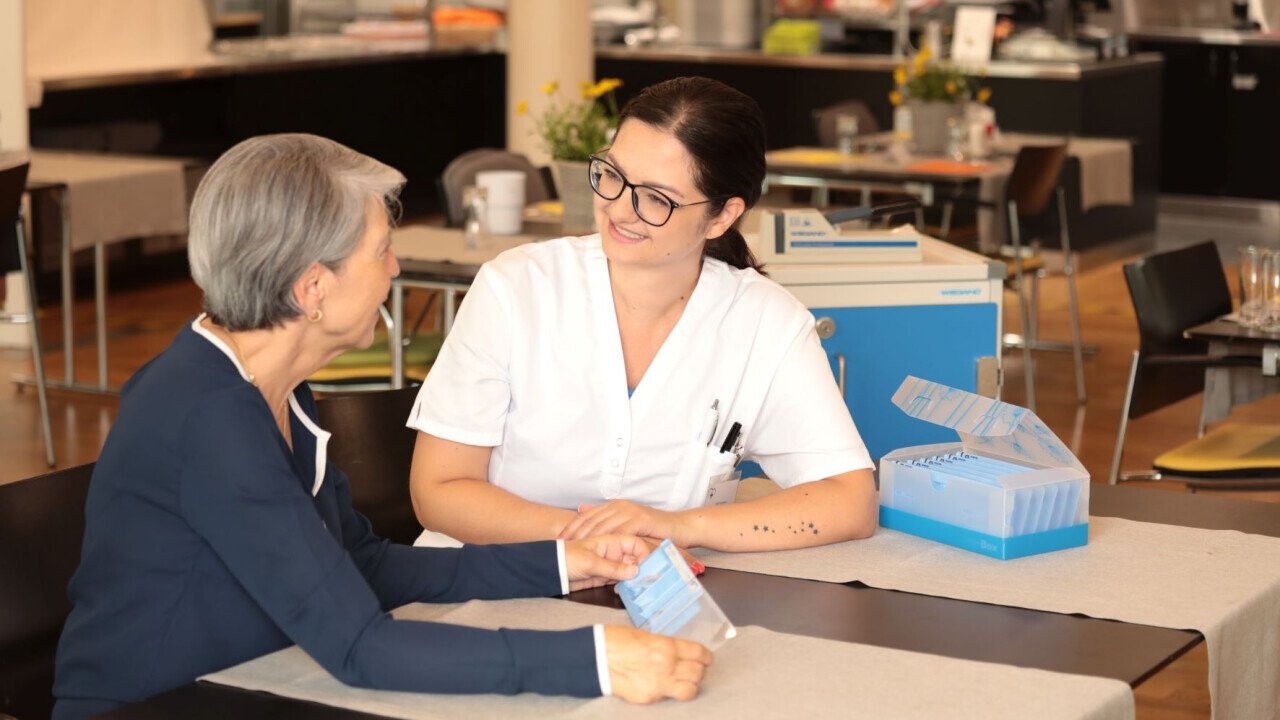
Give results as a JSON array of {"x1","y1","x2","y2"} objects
[
  {"x1": 1108, "y1": 241, "x2": 1280, "y2": 491},
  {"x1": 315, "y1": 387, "x2": 423, "y2": 544},
  {"x1": 0, "y1": 159, "x2": 54, "y2": 467},
  {"x1": 0, "y1": 463, "x2": 95, "y2": 720}
]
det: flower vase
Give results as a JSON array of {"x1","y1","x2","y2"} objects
[
  {"x1": 552, "y1": 160, "x2": 596, "y2": 234},
  {"x1": 909, "y1": 100, "x2": 962, "y2": 155}
]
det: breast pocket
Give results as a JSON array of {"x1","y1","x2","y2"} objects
[{"x1": 665, "y1": 441, "x2": 741, "y2": 510}]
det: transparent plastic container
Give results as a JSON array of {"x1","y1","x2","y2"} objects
[
  {"x1": 880, "y1": 450, "x2": 1086, "y2": 537},
  {"x1": 616, "y1": 539, "x2": 736, "y2": 650}
]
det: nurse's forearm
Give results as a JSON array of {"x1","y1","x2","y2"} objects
[
  {"x1": 674, "y1": 470, "x2": 877, "y2": 552},
  {"x1": 415, "y1": 478, "x2": 577, "y2": 543},
  {"x1": 411, "y1": 432, "x2": 577, "y2": 543}
]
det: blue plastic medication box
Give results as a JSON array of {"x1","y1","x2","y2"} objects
[
  {"x1": 616, "y1": 540, "x2": 736, "y2": 649},
  {"x1": 878, "y1": 376, "x2": 1089, "y2": 559}
]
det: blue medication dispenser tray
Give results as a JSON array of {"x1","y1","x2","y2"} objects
[{"x1": 616, "y1": 540, "x2": 736, "y2": 649}]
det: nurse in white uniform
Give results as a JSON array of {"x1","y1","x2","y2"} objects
[{"x1": 408, "y1": 76, "x2": 877, "y2": 552}]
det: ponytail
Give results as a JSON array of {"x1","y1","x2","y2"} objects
[{"x1": 705, "y1": 226, "x2": 766, "y2": 275}]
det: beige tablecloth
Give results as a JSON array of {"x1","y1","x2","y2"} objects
[
  {"x1": 696, "y1": 516, "x2": 1280, "y2": 719},
  {"x1": 27, "y1": 150, "x2": 189, "y2": 251},
  {"x1": 202, "y1": 597, "x2": 1134, "y2": 719}
]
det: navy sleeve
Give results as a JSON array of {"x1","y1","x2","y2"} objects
[
  {"x1": 330, "y1": 461, "x2": 565, "y2": 609},
  {"x1": 176, "y1": 390, "x2": 600, "y2": 697}
]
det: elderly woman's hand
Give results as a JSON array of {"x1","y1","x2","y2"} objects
[
  {"x1": 564, "y1": 534, "x2": 655, "y2": 591},
  {"x1": 603, "y1": 626, "x2": 713, "y2": 703}
]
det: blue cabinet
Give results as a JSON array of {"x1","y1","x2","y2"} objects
[
  {"x1": 815, "y1": 303, "x2": 998, "y2": 462},
  {"x1": 771, "y1": 238, "x2": 1004, "y2": 464}
]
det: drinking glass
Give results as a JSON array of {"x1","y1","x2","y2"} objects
[
  {"x1": 835, "y1": 113, "x2": 859, "y2": 155},
  {"x1": 462, "y1": 185, "x2": 488, "y2": 250},
  {"x1": 1264, "y1": 249, "x2": 1280, "y2": 329},
  {"x1": 1238, "y1": 245, "x2": 1268, "y2": 327}
]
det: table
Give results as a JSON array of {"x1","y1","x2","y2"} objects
[
  {"x1": 104, "y1": 483, "x2": 1280, "y2": 719},
  {"x1": 388, "y1": 225, "x2": 555, "y2": 388},
  {"x1": 1186, "y1": 317, "x2": 1280, "y2": 425},
  {"x1": 765, "y1": 133, "x2": 1133, "y2": 252},
  {"x1": 24, "y1": 150, "x2": 195, "y2": 394}
]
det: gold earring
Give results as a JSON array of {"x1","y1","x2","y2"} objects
[{"x1": 309, "y1": 308, "x2": 324, "y2": 323}]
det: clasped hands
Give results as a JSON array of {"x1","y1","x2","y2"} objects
[{"x1": 561, "y1": 501, "x2": 704, "y2": 574}]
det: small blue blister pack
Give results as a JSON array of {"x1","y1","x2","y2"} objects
[{"x1": 616, "y1": 539, "x2": 736, "y2": 650}]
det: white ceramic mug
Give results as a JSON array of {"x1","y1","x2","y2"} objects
[{"x1": 475, "y1": 170, "x2": 525, "y2": 235}]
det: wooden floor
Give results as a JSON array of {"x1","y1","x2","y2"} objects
[{"x1": 3, "y1": 222, "x2": 1278, "y2": 719}]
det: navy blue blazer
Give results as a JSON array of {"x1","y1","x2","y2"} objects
[{"x1": 53, "y1": 321, "x2": 598, "y2": 719}]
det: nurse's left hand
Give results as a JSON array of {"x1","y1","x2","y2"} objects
[
  {"x1": 559, "y1": 501, "x2": 687, "y2": 546},
  {"x1": 564, "y1": 534, "x2": 653, "y2": 591}
]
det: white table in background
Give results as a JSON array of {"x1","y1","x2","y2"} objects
[{"x1": 26, "y1": 150, "x2": 192, "y2": 393}]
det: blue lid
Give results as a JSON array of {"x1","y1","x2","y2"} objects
[{"x1": 891, "y1": 376, "x2": 1084, "y2": 473}]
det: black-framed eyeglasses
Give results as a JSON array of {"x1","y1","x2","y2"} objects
[{"x1": 587, "y1": 155, "x2": 717, "y2": 227}]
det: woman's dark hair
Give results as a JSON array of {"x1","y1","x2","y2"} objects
[{"x1": 618, "y1": 76, "x2": 767, "y2": 274}]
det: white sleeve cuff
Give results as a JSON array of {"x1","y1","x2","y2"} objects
[
  {"x1": 555, "y1": 539, "x2": 570, "y2": 596},
  {"x1": 593, "y1": 624, "x2": 613, "y2": 696}
]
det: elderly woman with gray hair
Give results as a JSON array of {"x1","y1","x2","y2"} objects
[{"x1": 51, "y1": 134, "x2": 712, "y2": 720}]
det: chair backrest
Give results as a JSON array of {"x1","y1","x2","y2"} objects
[
  {"x1": 1005, "y1": 143, "x2": 1067, "y2": 220},
  {"x1": 811, "y1": 100, "x2": 880, "y2": 147},
  {"x1": 438, "y1": 148, "x2": 553, "y2": 227},
  {"x1": 0, "y1": 462, "x2": 95, "y2": 720},
  {"x1": 315, "y1": 387, "x2": 422, "y2": 544},
  {"x1": 1122, "y1": 241, "x2": 1234, "y2": 418},
  {"x1": 0, "y1": 160, "x2": 29, "y2": 276}
]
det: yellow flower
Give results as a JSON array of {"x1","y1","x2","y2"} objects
[
  {"x1": 913, "y1": 53, "x2": 928, "y2": 74},
  {"x1": 918, "y1": 45, "x2": 932, "y2": 62},
  {"x1": 893, "y1": 66, "x2": 907, "y2": 86},
  {"x1": 977, "y1": 87, "x2": 992, "y2": 104},
  {"x1": 525, "y1": 79, "x2": 623, "y2": 162},
  {"x1": 945, "y1": 80, "x2": 957, "y2": 95},
  {"x1": 587, "y1": 78, "x2": 623, "y2": 98},
  {"x1": 889, "y1": 90, "x2": 902, "y2": 107}
]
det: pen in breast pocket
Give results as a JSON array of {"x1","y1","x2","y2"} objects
[
  {"x1": 719, "y1": 421, "x2": 742, "y2": 454},
  {"x1": 701, "y1": 399, "x2": 720, "y2": 446}
]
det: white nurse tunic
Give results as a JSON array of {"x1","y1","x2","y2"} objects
[{"x1": 409, "y1": 235, "x2": 872, "y2": 518}]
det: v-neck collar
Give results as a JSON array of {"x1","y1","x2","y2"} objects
[{"x1": 588, "y1": 245, "x2": 718, "y2": 416}]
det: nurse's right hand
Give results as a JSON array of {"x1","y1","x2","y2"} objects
[{"x1": 603, "y1": 626, "x2": 713, "y2": 703}]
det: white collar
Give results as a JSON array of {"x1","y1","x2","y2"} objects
[{"x1": 191, "y1": 313, "x2": 254, "y2": 384}]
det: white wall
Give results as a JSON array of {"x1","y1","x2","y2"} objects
[{"x1": 0, "y1": 0, "x2": 28, "y2": 150}]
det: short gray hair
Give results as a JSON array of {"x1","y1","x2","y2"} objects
[{"x1": 188, "y1": 133, "x2": 405, "y2": 330}]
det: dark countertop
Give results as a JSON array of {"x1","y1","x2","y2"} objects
[
  {"x1": 1131, "y1": 27, "x2": 1280, "y2": 47},
  {"x1": 33, "y1": 35, "x2": 1167, "y2": 95},
  {"x1": 36, "y1": 36, "x2": 501, "y2": 93},
  {"x1": 596, "y1": 45, "x2": 1164, "y2": 80}
]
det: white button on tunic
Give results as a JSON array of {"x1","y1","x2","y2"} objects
[{"x1": 409, "y1": 235, "x2": 872, "y2": 513}]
